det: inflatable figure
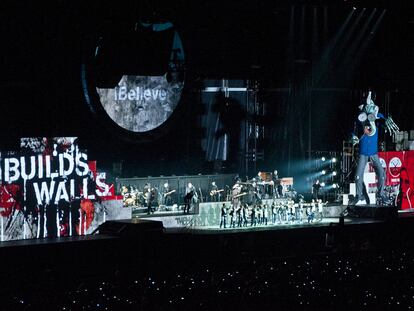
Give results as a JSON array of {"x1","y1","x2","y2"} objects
[{"x1": 351, "y1": 91, "x2": 399, "y2": 205}]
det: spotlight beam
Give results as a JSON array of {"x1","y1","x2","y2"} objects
[
  {"x1": 334, "y1": 9, "x2": 366, "y2": 59},
  {"x1": 345, "y1": 9, "x2": 377, "y2": 61},
  {"x1": 353, "y1": 9, "x2": 386, "y2": 61},
  {"x1": 312, "y1": 9, "x2": 355, "y2": 86},
  {"x1": 337, "y1": 8, "x2": 378, "y2": 84}
]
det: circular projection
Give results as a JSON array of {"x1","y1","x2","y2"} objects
[
  {"x1": 82, "y1": 21, "x2": 185, "y2": 137},
  {"x1": 96, "y1": 75, "x2": 183, "y2": 132}
]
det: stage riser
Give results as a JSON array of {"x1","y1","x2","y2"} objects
[{"x1": 139, "y1": 199, "x2": 289, "y2": 227}]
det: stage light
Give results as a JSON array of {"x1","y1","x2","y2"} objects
[
  {"x1": 321, "y1": 157, "x2": 326, "y2": 161},
  {"x1": 332, "y1": 171, "x2": 337, "y2": 176},
  {"x1": 333, "y1": 183, "x2": 339, "y2": 189},
  {"x1": 321, "y1": 182, "x2": 326, "y2": 187},
  {"x1": 332, "y1": 158, "x2": 337, "y2": 163},
  {"x1": 322, "y1": 170, "x2": 326, "y2": 175}
]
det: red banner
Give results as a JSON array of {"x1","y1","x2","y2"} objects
[{"x1": 371, "y1": 151, "x2": 414, "y2": 209}]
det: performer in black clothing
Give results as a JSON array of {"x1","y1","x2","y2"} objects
[
  {"x1": 229, "y1": 206, "x2": 236, "y2": 228},
  {"x1": 277, "y1": 183, "x2": 283, "y2": 198},
  {"x1": 250, "y1": 205, "x2": 256, "y2": 226},
  {"x1": 242, "y1": 204, "x2": 248, "y2": 227},
  {"x1": 312, "y1": 179, "x2": 321, "y2": 200},
  {"x1": 219, "y1": 203, "x2": 227, "y2": 228},
  {"x1": 236, "y1": 204, "x2": 243, "y2": 227},
  {"x1": 144, "y1": 183, "x2": 155, "y2": 214},
  {"x1": 183, "y1": 182, "x2": 196, "y2": 214}
]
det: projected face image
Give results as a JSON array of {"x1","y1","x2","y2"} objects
[{"x1": 96, "y1": 75, "x2": 184, "y2": 132}]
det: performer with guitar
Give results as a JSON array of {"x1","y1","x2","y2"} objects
[{"x1": 209, "y1": 181, "x2": 224, "y2": 202}]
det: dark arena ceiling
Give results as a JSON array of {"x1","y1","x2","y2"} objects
[{"x1": 0, "y1": 0, "x2": 412, "y2": 175}]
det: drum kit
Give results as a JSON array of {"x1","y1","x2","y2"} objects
[{"x1": 121, "y1": 185, "x2": 158, "y2": 207}]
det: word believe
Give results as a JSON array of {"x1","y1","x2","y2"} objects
[{"x1": 114, "y1": 86, "x2": 167, "y2": 101}]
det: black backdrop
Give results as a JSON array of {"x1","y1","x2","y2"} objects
[{"x1": 0, "y1": 0, "x2": 413, "y2": 179}]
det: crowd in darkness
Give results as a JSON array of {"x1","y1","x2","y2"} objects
[{"x1": 4, "y1": 247, "x2": 414, "y2": 310}]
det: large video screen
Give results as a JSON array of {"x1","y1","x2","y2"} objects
[
  {"x1": 0, "y1": 137, "x2": 128, "y2": 241},
  {"x1": 96, "y1": 75, "x2": 183, "y2": 132}
]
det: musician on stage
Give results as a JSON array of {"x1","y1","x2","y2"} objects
[
  {"x1": 210, "y1": 181, "x2": 220, "y2": 202},
  {"x1": 250, "y1": 178, "x2": 262, "y2": 205},
  {"x1": 162, "y1": 181, "x2": 174, "y2": 206},
  {"x1": 277, "y1": 182, "x2": 284, "y2": 198},
  {"x1": 273, "y1": 170, "x2": 279, "y2": 198},
  {"x1": 312, "y1": 179, "x2": 321, "y2": 200},
  {"x1": 183, "y1": 182, "x2": 197, "y2": 214},
  {"x1": 144, "y1": 183, "x2": 155, "y2": 215},
  {"x1": 231, "y1": 181, "x2": 243, "y2": 210}
]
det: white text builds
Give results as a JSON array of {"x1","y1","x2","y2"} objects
[{"x1": 1, "y1": 145, "x2": 109, "y2": 205}]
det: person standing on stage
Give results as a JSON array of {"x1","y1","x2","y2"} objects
[
  {"x1": 229, "y1": 205, "x2": 236, "y2": 228},
  {"x1": 271, "y1": 202, "x2": 277, "y2": 224},
  {"x1": 236, "y1": 203, "x2": 243, "y2": 227},
  {"x1": 250, "y1": 205, "x2": 256, "y2": 226},
  {"x1": 231, "y1": 181, "x2": 242, "y2": 212},
  {"x1": 312, "y1": 179, "x2": 321, "y2": 200},
  {"x1": 307, "y1": 199, "x2": 316, "y2": 223},
  {"x1": 316, "y1": 199, "x2": 324, "y2": 222},
  {"x1": 277, "y1": 182, "x2": 284, "y2": 198},
  {"x1": 144, "y1": 183, "x2": 155, "y2": 215},
  {"x1": 184, "y1": 182, "x2": 196, "y2": 214},
  {"x1": 242, "y1": 203, "x2": 248, "y2": 227},
  {"x1": 210, "y1": 181, "x2": 219, "y2": 202},
  {"x1": 263, "y1": 204, "x2": 269, "y2": 225},
  {"x1": 255, "y1": 204, "x2": 261, "y2": 225},
  {"x1": 162, "y1": 181, "x2": 174, "y2": 207},
  {"x1": 273, "y1": 170, "x2": 279, "y2": 198},
  {"x1": 219, "y1": 203, "x2": 227, "y2": 229},
  {"x1": 298, "y1": 198, "x2": 305, "y2": 223}
]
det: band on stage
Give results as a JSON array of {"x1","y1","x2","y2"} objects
[{"x1": 119, "y1": 170, "x2": 328, "y2": 228}]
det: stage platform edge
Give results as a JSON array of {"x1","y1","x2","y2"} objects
[{"x1": 98, "y1": 219, "x2": 164, "y2": 237}]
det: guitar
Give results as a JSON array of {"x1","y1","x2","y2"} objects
[
  {"x1": 163, "y1": 190, "x2": 176, "y2": 197},
  {"x1": 210, "y1": 189, "x2": 224, "y2": 196}
]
